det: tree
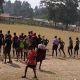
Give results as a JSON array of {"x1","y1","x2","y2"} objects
[
  {"x1": 3, "y1": 0, "x2": 34, "y2": 18},
  {"x1": 34, "y1": 6, "x2": 48, "y2": 19},
  {"x1": 3, "y1": 0, "x2": 12, "y2": 14},
  {"x1": 41, "y1": 0, "x2": 80, "y2": 29},
  {"x1": 13, "y1": 0, "x2": 22, "y2": 16},
  {"x1": 21, "y1": 1, "x2": 33, "y2": 18},
  {"x1": 0, "y1": 0, "x2": 4, "y2": 13}
]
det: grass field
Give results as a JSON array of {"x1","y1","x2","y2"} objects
[{"x1": 0, "y1": 23, "x2": 80, "y2": 80}]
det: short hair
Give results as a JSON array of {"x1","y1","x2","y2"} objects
[
  {"x1": 14, "y1": 32, "x2": 16, "y2": 35},
  {"x1": 55, "y1": 36, "x2": 57, "y2": 38},
  {"x1": 76, "y1": 37, "x2": 79, "y2": 40},
  {"x1": 69, "y1": 37, "x2": 71, "y2": 39},
  {"x1": 8, "y1": 30, "x2": 10, "y2": 34},
  {"x1": 0, "y1": 30, "x2": 2, "y2": 33}
]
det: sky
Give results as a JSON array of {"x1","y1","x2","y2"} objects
[{"x1": 6, "y1": 0, "x2": 41, "y2": 8}]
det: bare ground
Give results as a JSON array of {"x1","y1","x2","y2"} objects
[
  {"x1": 0, "y1": 55, "x2": 80, "y2": 80},
  {"x1": 0, "y1": 23, "x2": 80, "y2": 80}
]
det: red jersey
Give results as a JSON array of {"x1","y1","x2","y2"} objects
[{"x1": 27, "y1": 49, "x2": 37, "y2": 65}]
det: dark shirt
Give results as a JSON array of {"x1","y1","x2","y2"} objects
[
  {"x1": 37, "y1": 37, "x2": 42, "y2": 45},
  {"x1": 69, "y1": 39, "x2": 73, "y2": 47},
  {"x1": 5, "y1": 34, "x2": 12, "y2": 40},
  {"x1": 75, "y1": 40, "x2": 79, "y2": 47},
  {"x1": 0, "y1": 33, "x2": 4, "y2": 44},
  {"x1": 5, "y1": 38, "x2": 12, "y2": 49},
  {"x1": 13, "y1": 36, "x2": 18, "y2": 44},
  {"x1": 19, "y1": 35, "x2": 24, "y2": 40}
]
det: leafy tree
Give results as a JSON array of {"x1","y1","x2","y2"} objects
[
  {"x1": 41, "y1": 0, "x2": 80, "y2": 29},
  {"x1": 13, "y1": 0, "x2": 22, "y2": 16},
  {"x1": 0, "y1": 0, "x2": 4, "y2": 13},
  {"x1": 34, "y1": 6, "x2": 48, "y2": 19},
  {"x1": 21, "y1": 1, "x2": 33, "y2": 18},
  {"x1": 3, "y1": 0, "x2": 12, "y2": 14},
  {"x1": 3, "y1": 0, "x2": 34, "y2": 18}
]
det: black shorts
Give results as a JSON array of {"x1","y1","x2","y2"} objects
[
  {"x1": 52, "y1": 45, "x2": 58, "y2": 50},
  {"x1": 74, "y1": 46, "x2": 79, "y2": 50},
  {"x1": 4, "y1": 47, "x2": 11, "y2": 54},
  {"x1": 13, "y1": 43, "x2": 17, "y2": 49},
  {"x1": 27, "y1": 64, "x2": 36, "y2": 69},
  {"x1": 36, "y1": 49, "x2": 46, "y2": 62},
  {"x1": 0, "y1": 42, "x2": 3, "y2": 48},
  {"x1": 68, "y1": 46, "x2": 73, "y2": 49},
  {"x1": 60, "y1": 46, "x2": 64, "y2": 50},
  {"x1": 0, "y1": 44, "x2": 2, "y2": 48}
]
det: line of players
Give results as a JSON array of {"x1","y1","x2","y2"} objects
[
  {"x1": 52, "y1": 36, "x2": 79, "y2": 57},
  {"x1": 0, "y1": 30, "x2": 79, "y2": 63},
  {"x1": 0, "y1": 30, "x2": 49, "y2": 63}
]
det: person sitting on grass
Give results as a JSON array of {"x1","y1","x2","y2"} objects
[{"x1": 22, "y1": 45, "x2": 37, "y2": 79}]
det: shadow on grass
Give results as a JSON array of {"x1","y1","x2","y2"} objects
[
  {"x1": 57, "y1": 57, "x2": 66, "y2": 60},
  {"x1": 9, "y1": 63, "x2": 21, "y2": 68},
  {"x1": 21, "y1": 77, "x2": 39, "y2": 80},
  {"x1": 39, "y1": 69, "x2": 56, "y2": 75}
]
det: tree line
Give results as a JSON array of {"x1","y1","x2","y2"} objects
[
  {"x1": 0, "y1": 0, "x2": 47, "y2": 19},
  {"x1": 3, "y1": 0, "x2": 33, "y2": 18},
  {"x1": 0, "y1": 0, "x2": 4, "y2": 13},
  {"x1": 40, "y1": 0, "x2": 80, "y2": 29},
  {"x1": 1, "y1": 0, "x2": 80, "y2": 29}
]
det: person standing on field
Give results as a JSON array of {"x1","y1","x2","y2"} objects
[
  {"x1": 22, "y1": 46, "x2": 37, "y2": 79},
  {"x1": 58, "y1": 38, "x2": 66, "y2": 57},
  {"x1": 12, "y1": 32, "x2": 18, "y2": 57},
  {"x1": 52, "y1": 36, "x2": 59, "y2": 57},
  {"x1": 4, "y1": 36, "x2": 12, "y2": 63},
  {"x1": 74, "y1": 37, "x2": 79, "y2": 57},
  {"x1": 0, "y1": 30, "x2": 4, "y2": 61},
  {"x1": 68, "y1": 37, "x2": 73, "y2": 57}
]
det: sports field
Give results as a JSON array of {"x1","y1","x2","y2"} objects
[{"x1": 0, "y1": 23, "x2": 80, "y2": 80}]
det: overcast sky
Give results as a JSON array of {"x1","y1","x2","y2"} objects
[{"x1": 6, "y1": 0, "x2": 41, "y2": 8}]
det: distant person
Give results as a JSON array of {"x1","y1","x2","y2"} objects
[
  {"x1": 5, "y1": 30, "x2": 12, "y2": 40},
  {"x1": 19, "y1": 38, "x2": 24, "y2": 59},
  {"x1": 37, "y1": 34, "x2": 42, "y2": 46},
  {"x1": 4, "y1": 36, "x2": 12, "y2": 63},
  {"x1": 0, "y1": 30, "x2": 4, "y2": 61},
  {"x1": 19, "y1": 33, "x2": 24, "y2": 40},
  {"x1": 19, "y1": 33, "x2": 25, "y2": 59},
  {"x1": 12, "y1": 32, "x2": 18, "y2": 57},
  {"x1": 23, "y1": 37, "x2": 30, "y2": 61},
  {"x1": 58, "y1": 38, "x2": 65, "y2": 57},
  {"x1": 41, "y1": 36, "x2": 49, "y2": 47},
  {"x1": 68, "y1": 37, "x2": 73, "y2": 57},
  {"x1": 52, "y1": 36, "x2": 59, "y2": 57},
  {"x1": 74, "y1": 37, "x2": 79, "y2": 57},
  {"x1": 37, "y1": 42, "x2": 47, "y2": 70},
  {"x1": 22, "y1": 46, "x2": 37, "y2": 79},
  {"x1": 28, "y1": 31, "x2": 33, "y2": 39},
  {"x1": 0, "y1": 30, "x2": 4, "y2": 55},
  {"x1": 31, "y1": 33, "x2": 38, "y2": 49}
]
